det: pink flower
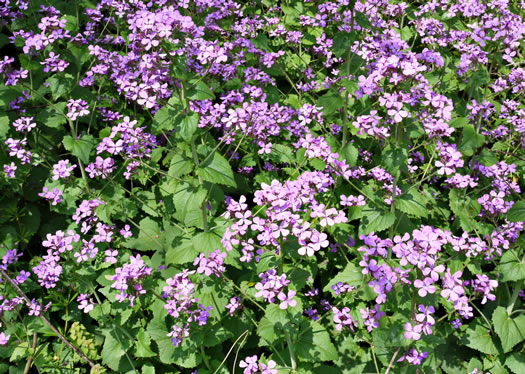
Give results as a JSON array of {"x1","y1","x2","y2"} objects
[
  {"x1": 404, "y1": 322, "x2": 422, "y2": 341},
  {"x1": 239, "y1": 355, "x2": 259, "y2": 374},
  {"x1": 0, "y1": 332, "x2": 9, "y2": 346},
  {"x1": 278, "y1": 290, "x2": 297, "y2": 310}
]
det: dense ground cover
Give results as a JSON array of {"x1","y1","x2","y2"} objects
[{"x1": 0, "y1": 0, "x2": 525, "y2": 373}]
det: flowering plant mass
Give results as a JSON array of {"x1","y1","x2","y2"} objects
[{"x1": 0, "y1": 0, "x2": 524, "y2": 373}]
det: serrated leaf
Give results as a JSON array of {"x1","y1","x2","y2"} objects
[
  {"x1": 147, "y1": 316, "x2": 201, "y2": 367},
  {"x1": 0, "y1": 115, "x2": 9, "y2": 139},
  {"x1": 343, "y1": 144, "x2": 358, "y2": 167},
  {"x1": 192, "y1": 229, "x2": 224, "y2": 254},
  {"x1": 175, "y1": 113, "x2": 199, "y2": 142},
  {"x1": 48, "y1": 74, "x2": 75, "y2": 101},
  {"x1": 168, "y1": 151, "x2": 193, "y2": 178},
  {"x1": 101, "y1": 332, "x2": 127, "y2": 370},
  {"x1": 37, "y1": 102, "x2": 67, "y2": 128},
  {"x1": 459, "y1": 125, "x2": 485, "y2": 157},
  {"x1": 317, "y1": 92, "x2": 344, "y2": 115},
  {"x1": 63, "y1": 135, "x2": 95, "y2": 163},
  {"x1": 142, "y1": 363, "x2": 155, "y2": 374},
  {"x1": 257, "y1": 317, "x2": 279, "y2": 345},
  {"x1": 476, "y1": 149, "x2": 498, "y2": 166},
  {"x1": 449, "y1": 189, "x2": 479, "y2": 232},
  {"x1": 123, "y1": 217, "x2": 163, "y2": 252},
  {"x1": 460, "y1": 322, "x2": 498, "y2": 355},
  {"x1": 187, "y1": 80, "x2": 215, "y2": 100},
  {"x1": 296, "y1": 321, "x2": 338, "y2": 362},
  {"x1": 166, "y1": 235, "x2": 199, "y2": 265},
  {"x1": 196, "y1": 152, "x2": 236, "y2": 187},
  {"x1": 152, "y1": 102, "x2": 181, "y2": 132},
  {"x1": 0, "y1": 85, "x2": 20, "y2": 107},
  {"x1": 492, "y1": 306, "x2": 525, "y2": 353},
  {"x1": 360, "y1": 207, "x2": 395, "y2": 235},
  {"x1": 135, "y1": 328, "x2": 156, "y2": 358},
  {"x1": 382, "y1": 146, "x2": 408, "y2": 175},
  {"x1": 507, "y1": 201, "x2": 525, "y2": 222},
  {"x1": 500, "y1": 250, "x2": 525, "y2": 282},
  {"x1": 173, "y1": 182, "x2": 207, "y2": 227},
  {"x1": 396, "y1": 192, "x2": 428, "y2": 218},
  {"x1": 323, "y1": 262, "x2": 365, "y2": 294},
  {"x1": 505, "y1": 353, "x2": 525, "y2": 374},
  {"x1": 450, "y1": 117, "x2": 469, "y2": 128}
]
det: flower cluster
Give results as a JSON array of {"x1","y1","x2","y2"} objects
[{"x1": 110, "y1": 254, "x2": 152, "y2": 306}]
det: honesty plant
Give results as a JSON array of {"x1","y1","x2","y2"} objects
[{"x1": 0, "y1": 0, "x2": 524, "y2": 373}]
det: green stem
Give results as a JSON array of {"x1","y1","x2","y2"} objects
[
  {"x1": 507, "y1": 280, "x2": 523, "y2": 315},
  {"x1": 191, "y1": 137, "x2": 208, "y2": 232},
  {"x1": 201, "y1": 344, "x2": 212, "y2": 371},
  {"x1": 341, "y1": 46, "x2": 352, "y2": 150},
  {"x1": 284, "y1": 331, "x2": 296, "y2": 374},
  {"x1": 371, "y1": 344, "x2": 380, "y2": 374}
]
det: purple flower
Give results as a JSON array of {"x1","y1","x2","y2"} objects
[
  {"x1": 404, "y1": 322, "x2": 422, "y2": 341},
  {"x1": 3, "y1": 162, "x2": 16, "y2": 178},
  {"x1": 239, "y1": 355, "x2": 258, "y2": 374},
  {"x1": 225, "y1": 296, "x2": 242, "y2": 316},
  {"x1": 66, "y1": 99, "x2": 89, "y2": 121},
  {"x1": 278, "y1": 290, "x2": 297, "y2": 310},
  {"x1": 0, "y1": 332, "x2": 10, "y2": 346},
  {"x1": 52, "y1": 160, "x2": 76, "y2": 180},
  {"x1": 77, "y1": 293, "x2": 95, "y2": 313},
  {"x1": 193, "y1": 249, "x2": 227, "y2": 277},
  {"x1": 452, "y1": 319, "x2": 462, "y2": 329},
  {"x1": 110, "y1": 255, "x2": 152, "y2": 306}
]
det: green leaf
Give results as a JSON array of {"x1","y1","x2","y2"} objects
[
  {"x1": 0, "y1": 85, "x2": 20, "y2": 107},
  {"x1": 123, "y1": 217, "x2": 163, "y2": 252},
  {"x1": 342, "y1": 144, "x2": 358, "y2": 167},
  {"x1": 500, "y1": 250, "x2": 525, "y2": 282},
  {"x1": 173, "y1": 182, "x2": 207, "y2": 227},
  {"x1": 296, "y1": 320, "x2": 338, "y2": 362},
  {"x1": 382, "y1": 146, "x2": 408, "y2": 175},
  {"x1": 355, "y1": 11, "x2": 372, "y2": 29},
  {"x1": 168, "y1": 151, "x2": 193, "y2": 178},
  {"x1": 187, "y1": 80, "x2": 215, "y2": 101},
  {"x1": 323, "y1": 262, "x2": 365, "y2": 294},
  {"x1": 62, "y1": 135, "x2": 95, "y2": 163},
  {"x1": 175, "y1": 113, "x2": 199, "y2": 142},
  {"x1": 317, "y1": 91, "x2": 344, "y2": 115},
  {"x1": 135, "y1": 328, "x2": 156, "y2": 358},
  {"x1": 20, "y1": 203, "x2": 40, "y2": 237},
  {"x1": 192, "y1": 228, "x2": 224, "y2": 253},
  {"x1": 257, "y1": 317, "x2": 279, "y2": 345},
  {"x1": 396, "y1": 192, "x2": 428, "y2": 218},
  {"x1": 101, "y1": 333, "x2": 127, "y2": 370},
  {"x1": 142, "y1": 363, "x2": 155, "y2": 374},
  {"x1": 450, "y1": 117, "x2": 469, "y2": 128},
  {"x1": 459, "y1": 125, "x2": 485, "y2": 157},
  {"x1": 48, "y1": 74, "x2": 75, "y2": 101},
  {"x1": 147, "y1": 316, "x2": 201, "y2": 367},
  {"x1": 449, "y1": 189, "x2": 479, "y2": 232},
  {"x1": 506, "y1": 353, "x2": 525, "y2": 374},
  {"x1": 492, "y1": 306, "x2": 525, "y2": 353},
  {"x1": 166, "y1": 235, "x2": 199, "y2": 265},
  {"x1": 333, "y1": 31, "x2": 357, "y2": 58},
  {"x1": 507, "y1": 201, "x2": 525, "y2": 222},
  {"x1": 10, "y1": 342, "x2": 29, "y2": 362},
  {"x1": 37, "y1": 102, "x2": 67, "y2": 128},
  {"x1": 196, "y1": 152, "x2": 236, "y2": 188},
  {"x1": 460, "y1": 321, "x2": 498, "y2": 355},
  {"x1": 152, "y1": 101, "x2": 181, "y2": 132},
  {"x1": 475, "y1": 149, "x2": 498, "y2": 166},
  {"x1": 0, "y1": 115, "x2": 9, "y2": 139},
  {"x1": 359, "y1": 207, "x2": 395, "y2": 235}
]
